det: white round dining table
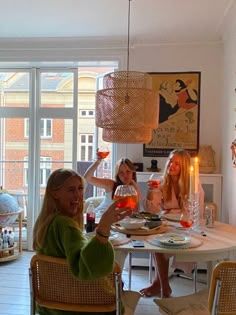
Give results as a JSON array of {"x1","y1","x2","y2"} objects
[{"x1": 114, "y1": 220, "x2": 236, "y2": 287}]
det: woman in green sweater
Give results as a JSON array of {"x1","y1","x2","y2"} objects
[{"x1": 33, "y1": 168, "x2": 131, "y2": 315}]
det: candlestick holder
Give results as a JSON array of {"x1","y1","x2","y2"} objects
[
  {"x1": 193, "y1": 192, "x2": 200, "y2": 230},
  {"x1": 185, "y1": 192, "x2": 200, "y2": 231}
]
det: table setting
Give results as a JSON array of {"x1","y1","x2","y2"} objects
[
  {"x1": 86, "y1": 157, "x2": 205, "y2": 250},
  {"x1": 147, "y1": 199, "x2": 204, "y2": 250},
  {"x1": 109, "y1": 231, "x2": 131, "y2": 246},
  {"x1": 111, "y1": 213, "x2": 168, "y2": 236},
  {"x1": 84, "y1": 230, "x2": 131, "y2": 246},
  {"x1": 162, "y1": 212, "x2": 182, "y2": 222},
  {"x1": 146, "y1": 232, "x2": 203, "y2": 250}
]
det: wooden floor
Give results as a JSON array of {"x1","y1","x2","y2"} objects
[{"x1": 0, "y1": 251, "x2": 207, "y2": 315}]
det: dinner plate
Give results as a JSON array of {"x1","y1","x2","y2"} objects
[
  {"x1": 85, "y1": 230, "x2": 119, "y2": 241},
  {"x1": 163, "y1": 212, "x2": 181, "y2": 222},
  {"x1": 158, "y1": 233, "x2": 190, "y2": 246},
  {"x1": 109, "y1": 232, "x2": 120, "y2": 241}
]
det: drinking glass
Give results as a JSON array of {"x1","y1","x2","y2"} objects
[
  {"x1": 148, "y1": 173, "x2": 162, "y2": 189},
  {"x1": 179, "y1": 202, "x2": 194, "y2": 230},
  {"x1": 97, "y1": 146, "x2": 110, "y2": 159},
  {"x1": 113, "y1": 185, "x2": 138, "y2": 211}
]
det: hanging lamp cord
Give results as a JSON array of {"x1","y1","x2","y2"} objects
[
  {"x1": 125, "y1": 0, "x2": 132, "y2": 104},
  {"x1": 127, "y1": 0, "x2": 131, "y2": 73}
]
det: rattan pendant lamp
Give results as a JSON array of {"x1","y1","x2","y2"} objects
[{"x1": 95, "y1": 0, "x2": 159, "y2": 143}]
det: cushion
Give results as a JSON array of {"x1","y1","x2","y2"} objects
[
  {"x1": 122, "y1": 290, "x2": 141, "y2": 315},
  {"x1": 154, "y1": 289, "x2": 210, "y2": 315}
]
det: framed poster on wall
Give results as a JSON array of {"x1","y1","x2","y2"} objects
[{"x1": 143, "y1": 71, "x2": 201, "y2": 157}]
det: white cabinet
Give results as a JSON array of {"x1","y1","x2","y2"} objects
[
  {"x1": 137, "y1": 172, "x2": 223, "y2": 220},
  {"x1": 199, "y1": 174, "x2": 222, "y2": 220}
]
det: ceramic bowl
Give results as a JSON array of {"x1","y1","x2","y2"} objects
[
  {"x1": 145, "y1": 218, "x2": 162, "y2": 229},
  {"x1": 119, "y1": 218, "x2": 146, "y2": 230},
  {"x1": 137, "y1": 211, "x2": 161, "y2": 220}
]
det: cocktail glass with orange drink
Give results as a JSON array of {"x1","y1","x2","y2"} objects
[
  {"x1": 113, "y1": 185, "x2": 138, "y2": 212},
  {"x1": 180, "y1": 201, "x2": 194, "y2": 231},
  {"x1": 148, "y1": 173, "x2": 162, "y2": 189},
  {"x1": 97, "y1": 146, "x2": 110, "y2": 159}
]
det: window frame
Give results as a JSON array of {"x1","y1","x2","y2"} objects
[
  {"x1": 79, "y1": 109, "x2": 95, "y2": 118},
  {"x1": 0, "y1": 59, "x2": 121, "y2": 251},
  {"x1": 24, "y1": 118, "x2": 53, "y2": 139},
  {"x1": 80, "y1": 133, "x2": 94, "y2": 161}
]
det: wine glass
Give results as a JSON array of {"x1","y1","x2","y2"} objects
[
  {"x1": 148, "y1": 173, "x2": 162, "y2": 189},
  {"x1": 97, "y1": 146, "x2": 110, "y2": 160},
  {"x1": 113, "y1": 185, "x2": 138, "y2": 211},
  {"x1": 179, "y1": 202, "x2": 194, "y2": 232}
]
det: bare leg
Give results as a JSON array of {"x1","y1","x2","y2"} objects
[
  {"x1": 155, "y1": 253, "x2": 172, "y2": 297},
  {"x1": 140, "y1": 253, "x2": 161, "y2": 297},
  {"x1": 140, "y1": 253, "x2": 172, "y2": 298}
]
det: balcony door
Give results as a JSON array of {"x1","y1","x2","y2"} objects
[{"x1": 0, "y1": 64, "x2": 116, "y2": 250}]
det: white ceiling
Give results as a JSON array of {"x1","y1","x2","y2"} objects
[{"x1": 0, "y1": 0, "x2": 234, "y2": 43}]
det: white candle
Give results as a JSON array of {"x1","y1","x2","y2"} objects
[
  {"x1": 189, "y1": 165, "x2": 194, "y2": 201},
  {"x1": 194, "y1": 157, "x2": 199, "y2": 193}
]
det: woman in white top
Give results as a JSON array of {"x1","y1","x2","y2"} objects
[
  {"x1": 140, "y1": 149, "x2": 204, "y2": 298},
  {"x1": 84, "y1": 153, "x2": 141, "y2": 213}
]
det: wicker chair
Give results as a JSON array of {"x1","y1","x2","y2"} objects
[
  {"x1": 29, "y1": 254, "x2": 141, "y2": 315},
  {"x1": 154, "y1": 261, "x2": 236, "y2": 315}
]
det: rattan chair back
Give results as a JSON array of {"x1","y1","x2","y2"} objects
[
  {"x1": 29, "y1": 254, "x2": 122, "y2": 314},
  {"x1": 209, "y1": 261, "x2": 236, "y2": 314}
]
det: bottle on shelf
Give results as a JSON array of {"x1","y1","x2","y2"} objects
[
  {"x1": 3, "y1": 229, "x2": 9, "y2": 249},
  {"x1": 0, "y1": 231, "x2": 3, "y2": 249},
  {"x1": 0, "y1": 231, "x2": 3, "y2": 258},
  {"x1": 8, "y1": 230, "x2": 14, "y2": 255},
  {"x1": 0, "y1": 210, "x2": 23, "y2": 261},
  {"x1": 86, "y1": 201, "x2": 96, "y2": 233}
]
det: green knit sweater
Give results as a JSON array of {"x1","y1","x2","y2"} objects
[{"x1": 37, "y1": 214, "x2": 116, "y2": 315}]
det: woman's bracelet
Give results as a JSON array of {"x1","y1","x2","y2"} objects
[{"x1": 95, "y1": 228, "x2": 110, "y2": 239}]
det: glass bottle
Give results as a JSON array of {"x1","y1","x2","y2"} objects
[
  {"x1": 3, "y1": 229, "x2": 8, "y2": 249},
  {"x1": 86, "y1": 202, "x2": 96, "y2": 233}
]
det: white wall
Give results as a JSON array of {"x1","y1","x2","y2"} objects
[
  {"x1": 0, "y1": 39, "x2": 223, "y2": 172},
  {"x1": 0, "y1": 36, "x2": 228, "y2": 219},
  {"x1": 119, "y1": 42, "x2": 223, "y2": 173},
  {"x1": 221, "y1": 3, "x2": 236, "y2": 224}
]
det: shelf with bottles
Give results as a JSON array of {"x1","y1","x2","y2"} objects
[{"x1": 0, "y1": 210, "x2": 23, "y2": 262}]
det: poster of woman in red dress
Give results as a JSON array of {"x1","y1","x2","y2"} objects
[{"x1": 144, "y1": 72, "x2": 200, "y2": 157}]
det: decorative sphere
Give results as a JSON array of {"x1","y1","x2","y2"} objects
[{"x1": 0, "y1": 193, "x2": 19, "y2": 226}]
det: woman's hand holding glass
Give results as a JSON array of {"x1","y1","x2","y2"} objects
[
  {"x1": 95, "y1": 175, "x2": 138, "y2": 242},
  {"x1": 145, "y1": 174, "x2": 163, "y2": 214},
  {"x1": 97, "y1": 198, "x2": 132, "y2": 239},
  {"x1": 148, "y1": 173, "x2": 162, "y2": 189},
  {"x1": 96, "y1": 146, "x2": 110, "y2": 160},
  {"x1": 113, "y1": 185, "x2": 138, "y2": 212}
]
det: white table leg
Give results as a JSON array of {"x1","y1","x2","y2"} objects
[
  {"x1": 128, "y1": 252, "x2": 132, "y2": 290},
  {"x1": 207, "y1": 261, "x2": 214, "y2": 288}
]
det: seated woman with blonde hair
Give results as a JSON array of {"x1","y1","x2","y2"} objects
[
  {"x1": 140, "y1": 149, "x2": 204, "y2": 298},
  {"x1": 33, "y1": 168, "x2": 132, "y2": 315}
]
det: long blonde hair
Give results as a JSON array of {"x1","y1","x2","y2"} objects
[
  {"x1": 161, "y1": 149, "x2": 191, "y2": 209},
  {"x1": 33, "y1": 168, "x2": 85, "y2": 251}
]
